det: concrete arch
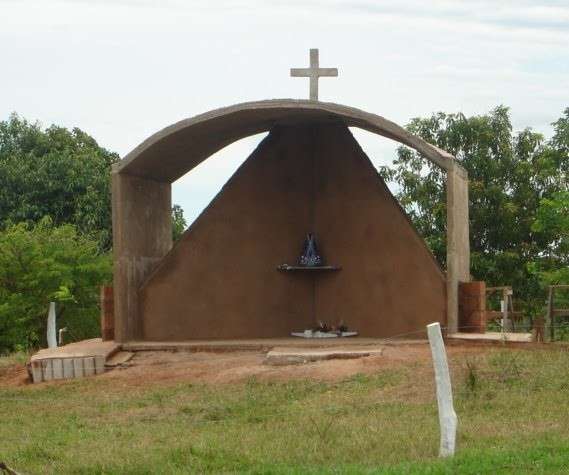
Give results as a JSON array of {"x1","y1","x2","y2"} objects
[
  {"x1": 117, "y1": 99, "x2": 463, "y2": 182},
  {"x1": 112, "y1": 100, "x2": 470, "y2": 342}
]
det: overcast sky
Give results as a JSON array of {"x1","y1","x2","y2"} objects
[{"x1": 2, "y1": 0, "x2": 568, "y2": 223}]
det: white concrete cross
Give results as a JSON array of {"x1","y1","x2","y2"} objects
[{"x1": 290, "y1": 48, "x2": 338, "y2": 101}]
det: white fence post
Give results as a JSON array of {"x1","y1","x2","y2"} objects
[
  {"x1": 47, "y1": 301, "x2": 57, "y2": 349},
  {"x1": 427, "y1": 322, "x2": 457, "y2": 457}
]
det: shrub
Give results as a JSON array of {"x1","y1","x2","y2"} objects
[{"x1": 0, "y1": 218, "x2": 111, "y2": 353}]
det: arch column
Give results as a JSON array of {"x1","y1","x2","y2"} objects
[
  {"x1": 111, "y1": 165, "x2": 172, "y2": 342},
  {"x1": 446, "y1": 163, "x2": 470, "y2": 333}
]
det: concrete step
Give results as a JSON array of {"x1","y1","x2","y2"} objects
[
  {"x1": 29, "y1": 339, "x2": 120, "y2": 383},
  {"x1": 105, "y1": 351, "x2": 134, "y2": 367}
]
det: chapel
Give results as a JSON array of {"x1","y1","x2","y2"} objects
[{"x1": 111, "y1": 49, "x2": 470, "y2": 342}]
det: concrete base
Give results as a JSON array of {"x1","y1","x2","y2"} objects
[
  {"x1": 122, "y1": 338, "x2": 424, "y2": 353},
  {"x1": 447, "y1": 332, "x2": 533, "y2": 343},
  {"x1": 29, "y1": 338, "x2": 120, "y2": 383},
  {"x1": 28, "y1": 337, "x2": 422, "y2": 383},
  {"x1": 264, "y1": 346, "x2": 383, "y2": 365}
]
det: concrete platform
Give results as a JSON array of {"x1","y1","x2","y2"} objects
[
  {"x1": 447, "y1": 332, "x2": 533, "y2": 343},
  {"x1": 122, "y1": 338, "x2": 425, "y2": 353},
  {"x1": 27, "y1": 332, "x2": 535, "y2": 384},
  {"x1": 30, "y1": 338, "x2": 120, "y2": 383},
  {"x1": 264, "y1": 346, "x2": 384, "y2": 365}
]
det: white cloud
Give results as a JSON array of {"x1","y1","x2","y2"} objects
[{"x1": 0, "y1": 0, "x2": 567, "y2": 223}]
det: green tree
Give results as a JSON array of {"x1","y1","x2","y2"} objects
[
  {"x1": 0, "y1": 114, "x2": 119, "y2": 250},
  {"x1": 530, "y1": 191, "x2": 569, "y2": 285},
  {"x1": 381, "y1": 106, "x2": 568, "y2": 312},
  {"x1": 172, "y1": 204, "x2": 187, "y2": 241},
  {"x1": 0, "y1": 218, "x2": 111, "y2": 353},
  {"x1": 0, "y1": 114, "x2": 192, "y2": 351}
]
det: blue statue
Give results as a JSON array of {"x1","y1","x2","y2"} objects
[{"x1": 299, "y1": 233, "x2": 323, "y2": 267}]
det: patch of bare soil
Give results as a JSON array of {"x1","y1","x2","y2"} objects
[
  {"x1": 99, "y1": 343, "x2": 483, "y2": 386},
  {"x1": 0, "y1": 342, "x2": 539, "y2": 388},
  {"x1": 0, "y1": 363, "x2": 30, "y2": 387}
]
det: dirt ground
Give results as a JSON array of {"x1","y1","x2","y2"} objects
[{"x1": 1, "y1": 341, "x2": 522, "y2": 388}]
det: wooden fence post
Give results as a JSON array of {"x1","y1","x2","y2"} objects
[
  {"x1": 100, "y1": 286, "x2": 115, "y2": 341},
  {"x1": 458, "y1": 281, "x2": 486, "y2": 333},
  {"x1": 427, "y1": 322, "x2": 458, "y2": 457},
  {"x1": 546, "y1": 286, "x2": 554, "y2": 342}
]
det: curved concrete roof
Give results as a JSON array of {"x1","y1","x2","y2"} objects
[{"x1": 118, "y1": 99, "x2": 463, "y2": 183}]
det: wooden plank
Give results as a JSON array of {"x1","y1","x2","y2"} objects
[
  {"x1": 0, "y1": 461, "x2": 22, "y2": 475},
  {"x1": 487, "y1": 311, "x2": 523, "y2": 321},
  {"x1": 486, "y1": 286, "x2": 512, "y2": 292}
]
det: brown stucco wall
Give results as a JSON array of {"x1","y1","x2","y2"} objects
[
  {"x1": 139, "y1": 124, "x2": 446, "y2": 340},
  {"x1": 312, "y1": 126, "x2": 446, "y2": 338}
]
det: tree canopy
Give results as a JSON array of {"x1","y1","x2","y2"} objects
[
  {"x1": 381, "y1": 106, "x2": 569, "y2": 313},
  {"x1": 0, "y1": 114, "x2": 188, "y2": 250},
  {"x1": 0, "y1": 114, "x2": 120, "y2": 250},
  {"x1": 172, "y1": 204, "x2": 187, "y2": 241},
  {"x1": 0, "y1": 114, "x2": 189, "y2": 352},
  {"x1": 0, "y1": 218, "x2": 111, "y2": 353}
]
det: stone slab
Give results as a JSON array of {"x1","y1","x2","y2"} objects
[
  {"x1": 105, "y1": 351, "x2": 134, "y2": 367},
  {"x1": 264, "y1": 346, "x2": 383, "y2": 365},
  {"x1": 31, "y1": 338, "x2": 119, "y2": 361},
  {"x1": 447, "y1": 332, "x2": 532, "y2": 343}
]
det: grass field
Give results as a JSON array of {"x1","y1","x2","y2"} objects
[{"x1": 2, "y1": 345, "x2": 569, "y2": 474}]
